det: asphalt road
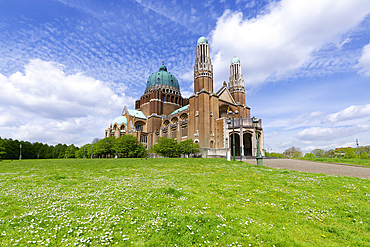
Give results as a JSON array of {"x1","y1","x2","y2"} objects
[{"x1": 246, "y1": 158, "x2": 370, "y2": 179}]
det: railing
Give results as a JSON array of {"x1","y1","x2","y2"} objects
[{"x1": 226, "y1": 118, "x2": 262, "y2": 129}]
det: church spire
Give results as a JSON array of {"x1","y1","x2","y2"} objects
[
  {"x1": 229, "y1": 56, "x2": 245, "y2": 105},
  {"x1": 194, "y1": 36, "x2": 213, "y2": 93}
]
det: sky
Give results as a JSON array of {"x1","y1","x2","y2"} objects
[{"x1": 1, "y1": 0, "x2": 370, "y2": 153}]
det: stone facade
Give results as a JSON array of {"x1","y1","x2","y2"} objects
[{"x1": 105, "y1": 37, "x2": 264, "y2": 158}]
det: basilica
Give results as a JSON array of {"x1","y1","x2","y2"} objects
[{"x1": 105, "y1": 37, "x2": 264, "y2": 158}]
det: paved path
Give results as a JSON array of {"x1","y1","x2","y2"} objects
[{"x1": 246, "y1": 159, "x2": 370, "y2": 179}]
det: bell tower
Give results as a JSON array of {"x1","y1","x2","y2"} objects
[
  {"x1": 229, "y1": 56, "x2": 245, "y2": 105},
  {"x1": 194, "y1": 36, "x2": 213, "y2": 93}
]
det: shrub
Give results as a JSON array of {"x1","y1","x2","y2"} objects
[
  {"x1": 304, "y1": 153, "x2": 315, "y2": 158},
  {"x1": 269, "y1": 152, "x2": 284, "y2": 159}
]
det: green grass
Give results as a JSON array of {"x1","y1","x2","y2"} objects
[
  {"x1": 299, "y1": 157, "x2": 370, "y2": 167},
  {"x1": 0, "y1": 158, "x2": 370, "y2": 246}
]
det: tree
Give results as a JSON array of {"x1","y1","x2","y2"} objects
[
  {"x1": 323, "y1": 149, "x2": 335, "y2": 158},
  {"x1": 344, "y1": 148, "x2": 358, "y2": 159},
  {"x1": 283, "y1": 146, "x2": 303, "y2": 159},
  {"x1": 151, "y1": 137, "x2": 181, "y2": 158},
  {"x1": 269, "y1": 152, "x2": 284, "y2": 159},
  {"x1": 92, "y1": 138, "x2": 101, "y2": 144},
  {"x1": 114, "y1": 135, "x2": 146, "y2": 158},
  {"x1": 178, "y1": 139, "x2": 200, "y2": 157},
  {"x1": 65, "y1": 144, "x2": 79, "y2": 158},
  {"x1": 304, "y1": 152, "x2": 315, "y2": 158},
  {"x1": 360, "y1": 152, "x2": 368, "y2": 159},
  {"x1": 0, "y1": 138, "x2": 6, "y2": 159},
  {"x1": 94, "y1": 137, "x2": 116, "y2": 157},
  {"x1": 312, "y1": 149, "x2": 325, "y2": 158},
  {"x1": 75, "y1": 144, "x2": 92, "y2": 158}
]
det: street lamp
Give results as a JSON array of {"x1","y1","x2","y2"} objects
[
  {"x1": 84, "y1": 148, "x2": 86, "y2": 159},
  {"x1": 253, "y1": 117, "x2": 263, "y2": 166},
  {"x1": 356, "y1": 139, "x2": 360, "y2": 159},
  {"x1": 190, "y1": 143, "x2": 192, "y2": 158},
  {"x1": 226, "y1": 137, "x2": 230, "y2": 161},
  {"x1": 91, "y1": 145, "x2": 94, "y2": 159},
  {"x1": 228, "y1": 110, "x2": 239, "y2": 161},
  {"x1": 19, "y1": 144, "x2": 22, "y2": 160}
]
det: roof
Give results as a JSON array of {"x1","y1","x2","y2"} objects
[
  {"x1": 169, "y1": 104, "x2": 189, "y2": 117},
  {"x1": 126, "y1": 109, "x2": 147, "y2": 119},
  {"x1": 112, "y1": 116, "x2": 127, "y2": 126},
  {"x1": 197, "y1": 36, "x2": 208, "y2": 44},
  {"x1": 231, "y1": 56, "x2": 240, "y2": 64},
  {"x1": 146, "y1": 64, "x2": 179, "y2": 90}
]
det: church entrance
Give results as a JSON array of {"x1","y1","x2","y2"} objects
[
  {"x1": 243, "y1": 133, "x2": 252, "y2": 156},
  {"x1": 229, "y1": 133, "x2": 240, "y2": 157}
]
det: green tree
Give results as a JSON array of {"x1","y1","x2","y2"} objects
[
  {"x1": 283, "y1": 146, "x2": 303, "y2": 159},
  {"x1": 3, "y1": 138, "x2": 20, "y2": 159},
  {"x1": 178, "y1": 139, "x2": 200, "y2": 157},
  {"x1": 269, "y1": 152, "x2": 284, "y2": 159},
  {"x1": 344, "y1": 148, "x2": 358, "y2": 159},
  {"x1": 94, "y1": 137, "x2": 116, "y2": 157},
  {"x1": 65, "y1": 144, "x2": 79, "y2": 158},
  {"x1": 323, "y1": 149, "x2": 335, "y2": 158},
  {"x1": 312, "y1": 149, "x2": 325, "y2": 157},
  {"x1": 360, "y1": 151, "x2": 368, "y2": 159},
  {"x1": 151, "y1": 137, "x2": 181, "y2": 158},
  {"x1": 114, "y1": 135, "x2": 146, "y2": 158},
  {"x1": 304, "y1": 152, "x2": 315, "y2": 158},
  {"x1": 0, "y1": 138, "x2": 6, "y2": 159},
  {"x1": 76, "y1": 144, "x2": 92, "y2": 158}
]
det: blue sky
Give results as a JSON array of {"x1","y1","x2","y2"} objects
[{"x1": 1, "y1": 0, "x2": 370, "y2": 153}]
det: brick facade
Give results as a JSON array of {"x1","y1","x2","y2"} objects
[{"x1": 105, "y1": 37, "x2": 264, "y2": 158}]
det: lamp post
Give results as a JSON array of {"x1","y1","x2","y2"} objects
[
  {"x1": 91, "y1": 145, "x2": 94, "y2": 159},
  {"x1": 19, "y1": 144, "x2": 22, "y2": 160},
  {"x1": 356, "y1": 139, "x2": 360, "y2": 159},
  {"x1": 226, "y1": 137, "x2": 230, "y2": 161},
  {"x1": 228, "y1": 110, "x2": 239, "y2": 161},
  {"x1": 190, "y1": 143, "x2": 192, "y2": 158},
  {"x1": 253, "y1": 117, "x2": 263, "y2": 166},
  {"x1": 84, "y1": 149, "x2": 86, "y2": 159}
]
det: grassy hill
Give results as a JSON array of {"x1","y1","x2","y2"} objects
[{"x1": 1, "y1": 158, "x2": 369, "y2": 246}]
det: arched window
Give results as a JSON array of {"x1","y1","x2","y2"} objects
[
  {"x1": 180, "y1": 113, "x2": 188, "y2": 121},
  {"x1": 171, "y1": 117, "x2": 178, "y2": 124}
]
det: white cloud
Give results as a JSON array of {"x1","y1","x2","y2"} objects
[
  {"x1": 210, "y1": 0, "x2": 370, "y2": 88},
  {"x1": 0, "y1": 59, "x2": 133, "y2": 146},
  {"x1": 290, "y1": 111, "x2": 325, "y2": 125},
  {"x1": 322, "y1": 104, "x2": 370, "y2": 124},
  {"x1": 296, "y1": 125, "x2": 370, "y2": 141},
  {"x1": 355, "y1": 42, "x2": 370, "y2": 76}
]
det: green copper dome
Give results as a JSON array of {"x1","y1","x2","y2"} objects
[
  {"x1": 231, "y1": 56, "x2": 240, "y2": 64},
  {"x1": 197, "y1": 36, "x2": 208, "y2": 44},
  {"x1": 112, "y1": 116, "x2": 127, "y2": 126},
  {"x1": 146, "y1": 64, "x2": 179, "y2": 90}
]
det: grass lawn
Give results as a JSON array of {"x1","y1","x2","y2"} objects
[
  {"x1": 0, "y1": 158, "x2": 369, "y2": 246},
  {"x1": 299, "y1": 157, "x2": 370, "y2": 167}
]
